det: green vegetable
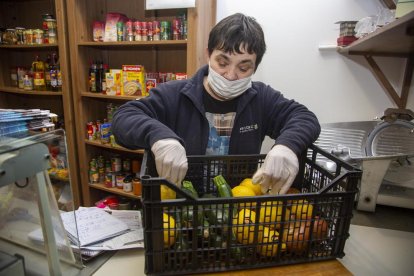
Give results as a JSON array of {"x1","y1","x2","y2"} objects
[
  {"x1": 213, "y1": 175, "x2": 233, "y2": 198},
  {"x1": 175, "y1": 211, "x2": 189, "y2": 250},
  {"x1": 182, "y1": 180, "x2": 199, "y2": 198}
]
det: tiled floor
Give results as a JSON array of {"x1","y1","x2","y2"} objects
[{"x1": 351, "y1": 204, "x2": 414, "y2": 232}]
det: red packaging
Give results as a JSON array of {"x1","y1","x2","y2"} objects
[{"x1": 337, "y1": 36, "x2": 357, "y2": 46}]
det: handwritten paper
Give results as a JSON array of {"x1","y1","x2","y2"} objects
[{"x1": 60, "y1": 208, "x2": 129, "y2": 246}]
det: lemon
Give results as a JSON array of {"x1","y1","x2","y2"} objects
[
  {"x1": 290, "y1": 200, "x2": 313, "y2": 220},
  {"x1": 163, "y1": 213, "x2": 176, "y2": 248},
  {"x1": 259, "y1": 201, "x2": 291, "y2": 229},
  {"x1": 233, "y1": 209, "x2": 260, "y2": 244},
  {"x1": 239, "y1": 178, "x2": 262, "y2": 196},
  {"x1": 257, "y1": 227, "x2": 286, "y2": 256},
  {"x1": 161, "y1": 185, "x2": 176, "y2": 200},
  {"x1": 232, "y1": 185, "x2": 257, "y2": 208}
]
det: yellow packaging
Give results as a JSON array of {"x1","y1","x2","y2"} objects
[
  {"x1": 121, "y1": 65, "x2": 146, "y2": 96},
  {"x1": 106, "y1": 69, "x2": 122, "y2": 95}
]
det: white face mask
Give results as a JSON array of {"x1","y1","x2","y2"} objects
[{"x1": 207, "y1": 64, "x2": 252, "y2": 100}]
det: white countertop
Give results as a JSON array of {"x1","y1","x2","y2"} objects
[{"x1": 93, "y1": 224, "x2": 414, "y2": 276}]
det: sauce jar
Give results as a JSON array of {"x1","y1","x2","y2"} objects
[
  {"x1": 4, "y1": 28, "x2": 17, "y2": 45},
  {"x1": 123, "y1": 176, "x2": 132, "y2": 192},
  {"x1": 132, "y1": 178, "x2": 142, "y2": 196},
  {"x1": 24, "y1": 29, "x2": 34, "y2": 45}
]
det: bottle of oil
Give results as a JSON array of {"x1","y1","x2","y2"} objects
[
  {"x1": 32, "y1": 55, "x2": 46, "y2": 91},
  {"x1": 44, "y1": 54, "x2": 51, "y2": 90},
  {"x1": 50, "y1": 52, "x2": 62, "y2": 91}
]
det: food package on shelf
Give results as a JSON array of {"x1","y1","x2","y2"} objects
[
  {"x1": 104, "y1": 12, "x2": 128, "y2": 42},
  {"x1": 121, "y1": 65, "x2": 146, "y2": 96}
]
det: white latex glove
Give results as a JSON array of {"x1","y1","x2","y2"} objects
[
  {"x1": 252, "y1": 145, "x2": 299, "y2": 195},
  {"x1": 151, "y1": 139, "x2": 188, "y2": 186}
]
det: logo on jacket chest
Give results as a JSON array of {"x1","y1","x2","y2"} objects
[{"x1": 239, "y1": 124, "x2": 258, "y2": 134}]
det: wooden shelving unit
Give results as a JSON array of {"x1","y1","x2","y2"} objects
[
  {"x1": 66, "y1": 0, "x2": 216, "y2": 206},
  {"x1": 0, "y1": 0, "x2": 81, "y2": 207},
  {"x1": 338, "y1": 11, "x2": 414, "y2": 110}
]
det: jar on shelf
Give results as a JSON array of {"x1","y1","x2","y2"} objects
[
  {"x1": 4, "y1": 28, "x2": 17, "y2": 44},
  {"x1": 0, "y1": 28, "x2": 5, "y2": 44},
  {"x1": 24, "y1": 29, "x2": 34, "y2": 45},
  {"x1": 33, "y1": 29, "x2": 44, "y2": 44},
  {"x1": 10, "y1": 67, "x2": 17, "y2": 86},
  {"x1": 45, "y1": 19, "x2": 58, "y2": 44},
  {"x1": 15, "y1": 27, "x2": 25, "y2": 44}
]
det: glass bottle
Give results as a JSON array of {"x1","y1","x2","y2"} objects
[{"x1": 32, "y1": 55, "x2": 46, "y2": 91}]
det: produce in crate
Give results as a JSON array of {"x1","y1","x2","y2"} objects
[
  {"x1": 282, "y1": 219, "x2": 311, "y2": 253},
  {"x1": 290, "y1": 199, "x2": 314, "y2": 220},
  {"x1": 257, "y1": 227, "x2": 287, "y2": 257},
  {"x1": 259, "y1": 201, "x2": 291, "y2": 230},
  {"x1": 160, "y1": 184, "x2": 176, "y2": 200},
  {"x1": 233, "y1": 208, "x2": 258, "y2": 244},
  {"x1": 239, "y1": 178, "x2": 262, "y2": 196},
  {"x1": 232, "y1": 185, "x2": 256, "y2": 208},
  {"x1": 163, "y1": 213, "x2": 176, "y2": 248}
]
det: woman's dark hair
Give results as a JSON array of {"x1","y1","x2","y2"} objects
[{"x1": 208, "y1": 13, "x2": 266, "y2": 71}]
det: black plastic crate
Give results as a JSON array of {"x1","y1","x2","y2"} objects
[{"x1": 140, "y1": 144, "x2": 361, "y2": 275}]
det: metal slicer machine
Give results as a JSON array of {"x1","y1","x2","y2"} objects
[{"x1": 314, "y1": 109, "x2": 414, "y2": 212}]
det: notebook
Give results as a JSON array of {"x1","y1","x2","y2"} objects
[{"x1": 60, "y1": 207, "x2": 130, "y2": 247}]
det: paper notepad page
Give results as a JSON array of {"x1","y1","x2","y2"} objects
[{"x1": 60, "y1": 208, "x2": 130, "y2": 246}]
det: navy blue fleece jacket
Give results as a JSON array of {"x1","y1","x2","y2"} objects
[{"x1": 112, "y1": 65, "x2": 320, "y2": 156}]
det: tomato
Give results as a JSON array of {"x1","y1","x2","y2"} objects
[
  {"x1": 312, "y1": 216, "x2": 329, "y2": 240},
  {"x1": 282, "y1": 220, "x2": 311, "y2": 253}
]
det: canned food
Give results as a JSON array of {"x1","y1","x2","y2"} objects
[
  {"x1": 116, "y1": 21, "x2": 124, "y2": 41},
  {"x1": 152, "y1": 21, "x2": 160, "y2": 41},
  {"x1": 101, "y1": 122, "x2": 111, "y2": 144},
  {"x1": 134, "y1": 21, "x2": 142, "y2": 41},
  {"x1": 141, "y1": 21, "x2": 148, "y2": 41},
  {"x1": 122, "y1": 158, "x2": 131, "y2": 172},
  {"x1": 86, "y1": 122, "x2": 94, "y2": 140},
  {"x1": 116, "y1": 173, "x2": 125, "y2": 189},
  {"x1": 105, "y1": 173, "x2": 113, "y2": 188},
  {"x1": 147, "y1": 21, "x2": 153, "y2": 41},
  {"x1": 111, "y1": 157, "x2": 122, "y2": 172},
  {"x1": 160, "y1": 21, "x2": 170, "y2": 40},
  {"x1": 172, "y1": 19, "x2": 181, "y2": 40}
]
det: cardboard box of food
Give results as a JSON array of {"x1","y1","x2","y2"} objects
[{"x1": 121, "y1": 65, "x2": 146, "y2": 96}]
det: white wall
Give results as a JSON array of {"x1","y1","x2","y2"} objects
[{"x1": 216, "y1": 0, "x2": 414, "y2": 152}]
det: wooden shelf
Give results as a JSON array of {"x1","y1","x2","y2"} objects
[
  {"x1": 89, "y1": 183, "x2": 140, "y2": 199},
  {"x1": 337, "y1": 11, "x2": 414, "y2": 110},
  {"x1": 0, "y1": 86, "x2": 63, "y2": 96},
  {"x1": 66, "y1": 0, "x2": 216, "y2": 206},
  {"x1": 0, "y1": 0, "x2": 81, "y2": 208},
  {"x1": 85, "y1": 139, "x2": 145, "y2": 154},
  {"x1": 81, "y1": 92, "x2": 143, "y2": 101},
  {"x1": 78, "y1": 40, "x2": 187, "y2": 47},
  {"x1": 0, "y1": 44, "x2": 58, "y2": 49},
  {"x1": 338, "y1": 11, "x2": 414, "y2": 57}
]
